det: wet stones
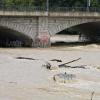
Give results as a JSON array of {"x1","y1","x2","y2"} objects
[{"x1": 53, "y1": 72, "x2": 76, "y2": 83}]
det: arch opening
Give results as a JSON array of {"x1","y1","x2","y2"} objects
[
  {"x1": 0, "y1": 26, "x2": 33, "y2": 47},
  {"x1": 51, "y1": 21, "x2": 100, "y2": 46},
  {"x1": 73, "y1": 22, "x2": 100, "y2": 42}
]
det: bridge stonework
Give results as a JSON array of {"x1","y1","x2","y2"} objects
[
  {"x1": 0, "y1": 12, "x2": 100, "y2": 47},
  {"x1": 48, "y1": 17, "x2": 100, "y2": 36},
  {"x1": 33, "y1": 17, "x2": 51, "y2": 47},
  {"x1": 0, "y1": 17, "x2": 38, "y2": 39}
]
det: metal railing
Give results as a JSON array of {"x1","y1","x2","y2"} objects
[
  {"x1": 0, "y1": 5, "x2": 46, "y2": 12},
  {"x1": 49, "y1": 7, "x2": 100, "y2": 12},
  {"x1": 0, "y1": 5, "x2": 100, "y2": 12}
]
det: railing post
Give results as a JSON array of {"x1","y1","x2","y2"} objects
[
  {"x1": 87, "y1": 0, "x2": 91, "y2": 11},
  {"x1": 46, "y1": 0, "x2": 49, "y2": 14}
]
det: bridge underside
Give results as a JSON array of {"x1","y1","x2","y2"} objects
[
  {"x1": 73, "y1": 22, "x2": 100, "y2": 42},
  {"x1": 55, "y1": 22, "x2": 100, "y2": 43},
  {"x1": 0, "y1": 26, "x2": 32, "y2": 47}
]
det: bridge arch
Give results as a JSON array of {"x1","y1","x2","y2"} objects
[
  {"x1": 0, "y1": 19, "x2": 36, "y2": 38},
  {"x1": 0, "y1": 17, "x2": 38, "y2": 47},
  {"x1": 0, "y1": 25, "x2": 33, "y2": 47},
  {"x1": 48, "y1": 17, "x2": 100, "y2": 35}
]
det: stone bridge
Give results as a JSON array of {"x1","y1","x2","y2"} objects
[{"x1": 0, "y1": 10, "x2": 100, "y2": 47}]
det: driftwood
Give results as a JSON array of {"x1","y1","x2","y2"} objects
[
  {"x1": 59, "y1": 58, "x2": 81, "y2": 67},
  {"x1": 50, "y1": 59, "x2": 62, "y2": 62},
  {"x1": 62, "y1": 65, "x2": 86, "y2": 69},
  {"x1": 71, "y1": 65, "x2": 86, "y2": 69},
  {"x1": 16, "y1": 57, "x2": 38, "y2": 60},
  {"x1": 42, "y1": 58, "x2": 84, "y2": 70}
]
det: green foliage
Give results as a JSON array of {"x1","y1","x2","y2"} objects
[
  {"x1": 49, "y1": 0, "x2": 87, "y2": 7},
  {"x1": 3, "y1": 0, "x2": 35, "y2": 7},
  {"x1": 4, "y1": 0, "x2": 14, "y2": 7},
  {"x1": 91, "y1": 0, "x2": 99, "y2": 7},
  {"x1": 1, "y1": 0, "x2": 100, "y2": 8},
  {"x1": 34, "y1": 0, "x2": 45, "y2": 6}
]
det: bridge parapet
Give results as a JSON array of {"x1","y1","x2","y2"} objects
[
  {"x1": 49, "y1": 12, "x2": 100, "y2": 17},
  {"x1": 0, "y1": 7, "x2": 100, "y2": 17},
  {"x1": 1, "y1": 11, "x2": 100, "y2": 17}
]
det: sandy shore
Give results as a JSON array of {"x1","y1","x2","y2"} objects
[{"x1": 0, "y1": 45, "x2": 100, "y2": 100}]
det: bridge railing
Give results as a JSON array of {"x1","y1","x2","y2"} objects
[
  {"x1": 0, "y1": 5, "x2": 46, "y2": 12},
  {"x1": 0, "y1": 5, "x2": 100, "y2": 12},
  {"x1": 49, "y1": 7, "x2": 100, "y2": 12}
]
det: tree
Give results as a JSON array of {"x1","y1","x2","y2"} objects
[
  {"x1": 1, "y1": 0, "x2": 100, "y2": 10},
  {"x1": 14, "y1": 0, "x2": 35, "y2": 7},
  {"x1": 3, "y1": 0, "x2": 14, "y2": 8},
  {"x1": 91, "y1": 0, "x2": 99, "y2": 7},
  {"x1": 34, "y1": 0, "x2": 46, "y2": 6}
]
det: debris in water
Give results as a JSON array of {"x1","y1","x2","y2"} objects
[
  {"x1": 59, "y1": 57, "x2": 81, "y2": 67},
  {"x1": 42, "y1": 61, "x2": 58, "y2": 70},
  {"x1": 50, "y1": 59, "x2": 62, "y2": 62},
  {"x1": 90, "y1": 91, "x2": 95, "y2": 100},
  {"x1": 53, "y1": 72, "x2": 76, "y2": 83},
  {"x1": 42, "y1": 58, "x2": 85, "y2": 70},
  {"x1": 16, "y1": 57, "x2": 38, "y2": 60},
  {"x1": 59, "y1": 65, "x2": 86, "y2": 69}
]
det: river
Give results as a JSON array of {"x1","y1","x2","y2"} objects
[{"x1": 0, "y1": 35, "x2": 100, "y2": 100}]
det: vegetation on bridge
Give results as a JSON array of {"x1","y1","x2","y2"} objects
[{"x1": 0, "y1": 0, "x2": 100, "y2": 8}]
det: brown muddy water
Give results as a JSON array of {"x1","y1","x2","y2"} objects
[{"x1": 0, "y1": 35, "x2": 100, "y2": 100}]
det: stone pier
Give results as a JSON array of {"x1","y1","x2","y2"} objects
[{"x1": 34, "y1": 17, "x2": 51, "y2": 48}]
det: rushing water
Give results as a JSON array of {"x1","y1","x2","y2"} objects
[
  {"x1": 0, "y1": 35, "x2": 100, "y2": 100},
  {"x1": 51, "y1": 35, "x2": 79, "y2": 43}
]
